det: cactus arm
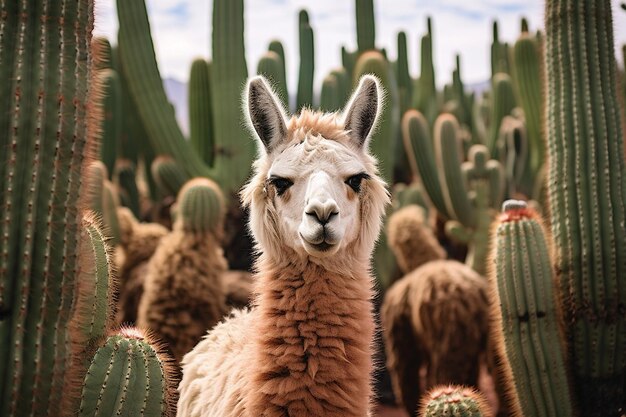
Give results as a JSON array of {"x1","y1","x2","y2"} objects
[
  {"x1": 488, "y1": 74, "x2": 516, "y2": 157},
  {"x1": 116, "y1": 0, "x2": 210, "y2": 180},
  {"x1": 402, "y1": 110, "x2": 451, "y2": 219},
  {"x1": 434, "y1": 114, "x2": 475, "y2": 227},
  {"x1": 188, "y1": 59, "x2": 214, "y2": 167},
  {"x1": 296, "y1": 10, "x2": 314, "y2": 112},
  {"x1": 355, "y1": 0, "x2": 375, "y2": 52}
]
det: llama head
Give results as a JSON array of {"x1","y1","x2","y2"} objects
[{"x1": 242, "y1": 75, "x2": 390, "y2": 269}]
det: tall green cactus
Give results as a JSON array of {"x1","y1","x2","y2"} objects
[
  {"x1": 546, "y1": 1, "x2": 626, "y2": 414},
  {"x1": 116, "y1": 0, "x2": 210, "y2": 181},
  {"x1": 320, "y1": 73, "x2": 340, "y2": 112},
  {"x1": 188, "y1": 58, "x2": 214, "y2": 166},
  {"x1": 176, "y1": 178, "x2": 225, "y2": 235},
  {"x1": 0, "y1": 2, "x2": 91, "y2": 412},
  {"x1": 414, "y1": 19, "x2": 438, "y2": 125},
  {"x1": 97, "y1": 68, "x2": 122, "y2": 178},
  {"x1": 491, "y1": 201, "x2": 574, "y2": 417},
  {"x1": 488, "y1": 73, "x2": 516, "y2": 157},
  {"x1": 356, "y1": 0, "x2": 376, "y2": 53},
  {"x1": 491, "y1": 21, "x2": 510, "y2": 76},
  {"x1": 511, "y1": 28, "x2": 544, "y2": 190},
  {"x1": 296, "y1": 10, "x2": 315, "y2": 111},
  {"x1": 257, "y1": 51, "x2": 288, "y2": 109},
  {"x1": 395, "y1": 31, "x2": 412, "y2": 115}
]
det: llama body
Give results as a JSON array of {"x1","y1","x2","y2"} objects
[{"x1": 178, "y1": 76, "x2": 389, "y2": 417}]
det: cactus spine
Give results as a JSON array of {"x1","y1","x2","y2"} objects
[
  {"x1": 296, "y1": 10, "x2": 314, "y2": 111},
  {"x1": 491, "y1": 201, "x2": 574, "y2": 417},
  {"x1": 188, "y1": 58, "x2": 214, "y2": 166},
  {"x1": 545, "y1": 1, "x2": 626, "y2": 414}
]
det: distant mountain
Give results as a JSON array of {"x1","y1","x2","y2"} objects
[{"x1": 163, "y1": 77, "x2": 189, "y2": 136}]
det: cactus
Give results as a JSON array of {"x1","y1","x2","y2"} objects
[
  {"x1": 331, "y1": 67, "x2": 350, "y2": 106},
  {"x1": 296, "y1": 9, "x2": 315, "y2": 111},
  {"x1": 490, "y1": 200, "x2": 574, "y2": 417},
  {"x1": 491, "y1": 21, "x2": 510, "y2": 76},
  {"x1": 267, "y1": 41, "x2": 289, "y2": 109},
  {"x1": 116, "y1": 0, "x2": 210, "y2": 181},
  {"x1": 356, "y1": 0, "x2": 376, "y2": 53},
  {"x1": 511, "y1": 29, "x2": 544, "y2": 190},
  {"x1": 414, "y1": 18, "x2": 438, "y2": 125},
  {"x1": 418, "y1": 385, "x2": 490, "y2": 417},
  {"x1": 151, "y1": 156, "x2": 188, "y2": 199},
  {"x1": 353, "y1": 51, "x2": 398, "y2": 183},
  {"x1": 257, "y1": 51, "x2": 288, "y2": 110},
  {"x1": 114, "y1": 159, "x2": 141, "y2": 219},
  {"x1": 392, "y1": 182, "x2": 430, "y2": 216},
  {"x1": 84, "y1": 161, "x2": 121, "y2": 246},
  {"x1": 138, "y1": 178, "x2": 229, "y2": 362},
  {"x1": 188, "y1": 58, "x2": 214, "y2": 166},
  {"x1": 488, "y1": 73, "x2": 516, "y2": 157},
  {"x1": 545, "y1": 1, "x2": 626, "y2": 414},
  {"x1": 97, "y1": 68, "x2": 122, "y2": 178},
  {"x1": 78, "y1": 328, "x2": 175, "y2": 417},
  {"x1": 341, "y1": 45, "x2": 358, "y2": 85},
  {"x1": 320, "y1": 73, "x2": 340, "y2": 112},
  {"x1": 92, "y1": 37, "x2": 113, "y2": 71},
  {"x1": 395, "y1": 32, "x2": 413, "y2": 114},
  {"x1": 451, "y1": 55, "x2": 475, "y2": 138}
]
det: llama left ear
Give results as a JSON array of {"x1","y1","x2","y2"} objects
[
  {"x1": 247, "y1": 76, "x2": 288, "y2": 153},
  {"x1": 343, "y1": 75, "x2": 380, "y2": 149}
]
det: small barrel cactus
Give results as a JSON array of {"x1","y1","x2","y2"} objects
[
  {"x1": 419, "y1": 385, "x2": 490, "y2": 417},
  {"x1": 174, "y1": 177, "x2": 225, "y2": 235}
]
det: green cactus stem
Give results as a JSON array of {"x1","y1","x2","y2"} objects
[
  {"x1": 395, "y1": 32, "x2": 412, "y2": 114},
  {"x1": 330, "y1": 67, "x2": 350, "y2": 106},
  {"x1": 151, "y1": 156, "x2": 188, "y2": 199},
  {"x1": 296, "y1": 9, "x2": 315, "y2": 111},
  {"x1": 116, "y1": 0, "x2": 210, "y2": 181},
  {"x1": 266, "y1": 42, "x2": 289, "y2": 109},
  {"x1": 546, "y1": 1, "x2": 626, "y2": 414},
  {"x1": 414, "y1": 19, "x2": 438, "y2": 124},
  {"x1": 257, "y1": 51, "x2": 288, "y2": 110},
  {"x1": 488, "y1": 73, "x2": 516, "y2": 157},
  {"x1": 356, "y1": 0, "x2": 376, "y2": 52},
  {"x1": 418, "y1": 385, "x2": 490, "y2": 417},
  {"x1": 0, "y1": 1, "x2": 92, "y2": 413},
  {"x1": 511, "y1": 30, "x2": 544, "y2": 187},
  {"x1": 114, "y1": 159, "x2": 141, "y2": 219},
  {"x1": 188, "y1": 58, "x2": 214, "y2": 167},
  {"x1": 78, "y1": 328, "x2": 175, "y2": 417},
  {"x1": 320, "y1": 73, "x2": 340, "y2": 112},
  {"x1": 97, "y1": 68, "x2": 122, "y2": 178},
  {"x1": 491, "y1": 21, "x2": 510, "y2": 76},
  {"x1": 175, "y1": 178, "x2": 225, "y2": 235},
  {"x1": 490, "y1": 200, "x2": 574, "y2": 417}
]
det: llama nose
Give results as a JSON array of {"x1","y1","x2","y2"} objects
[{"x1": 305, "y1": 199, "x2": 339, "y2": 226}]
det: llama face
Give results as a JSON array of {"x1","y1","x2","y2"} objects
[{"x1": 243, "y1": 76, "x2": 389, "y2": 263}]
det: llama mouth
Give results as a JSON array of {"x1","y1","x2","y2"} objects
[{"x1": 300, "y1": 233, "x2": 336, "y2": 253}]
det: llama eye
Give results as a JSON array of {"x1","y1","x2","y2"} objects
[
  {"x1": 345, "y1": 173, "x2": 369, "y2": 193},
  {"x1": 269, "y1": 176, "x2": 293, "y2": 196}
]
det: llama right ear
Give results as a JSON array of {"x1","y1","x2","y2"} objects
[
  {"x1": 343, "y1": 75, "x2": 380, "y2": 149},
  {"x1": 247, "y1": 76, "x2": 288, "y2": 153}
]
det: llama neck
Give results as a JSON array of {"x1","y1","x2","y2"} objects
[{"x1": 246, "y1": 258, "x2": 375, "y2": 417}]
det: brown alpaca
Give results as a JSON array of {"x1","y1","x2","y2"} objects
[
  {"x1": 382, "y1": 208, "x2": 490, "y2": 416},
  {"x1": 138, "y1": 178, "x2": 229, "y2": 363},
  {"x1": 177, "y1": 75, "x2": 389, "y2": 417},
  {"x1": 115, "y1": 206, "x2": 168, "y2": 324}
]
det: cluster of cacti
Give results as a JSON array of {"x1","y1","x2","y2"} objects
[
  {"x1": 138, "y1": 178, "x2": 230, "y2": 363},
  {"x1": 0, "y1": 3, "x2": 174, "y2": 416}
]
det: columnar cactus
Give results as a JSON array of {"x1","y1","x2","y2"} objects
[
  {"x1": 545, "y1": 1, "x2": 626, "y2": 414},
  {"x1": 488, "y1": 73, "x2": 516, "y2": 157},
  {"x1": 257, "y1": 51, "x2": 288, "y2": 110},
  {"x1": 188, "y1": 58, "x2": 214, "y2": 166},
  {"x1": 490, "y1": 200, "x2": 574, "y2": 417},
  {"x1": 296, "y1": 9, "x2": 315, "y2": 111},
  {"x1": 491, "y1": 21, "x2": 510, "y2": 76},
  {"x1": 97, "y1": 68, "x2": 122, "y2": 177},
  {"x1": 114, "y1": 159, "x2": 141, "y2": 219},
  {"x1": 151, "y1": 156, "x2": 188, "y2": 199},
  {"x1": 320, "y1": 73, "x2": 340, "y2": 112},
  {"x1": 355, "y1": 0, "x2": 376, "y2": 53},
  {"x1": 116, "y1": 0, "x2": 210, "y2": 180},
  {"x1": 395, "y1": 32, "x2": 413, "y2": 114},
  {"x1": 418, "y1": 385, "x2": 490, "y2": 417},
  {"x1": 414, "y1": 18, "x2": 438, "y2": 124}
]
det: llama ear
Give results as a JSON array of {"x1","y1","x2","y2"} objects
[
  {"x1": 343, "y1": 75, "x2": 380, "y2": 149},
  {"x1": 247, "y1": 76, "x2": 288, "y2": 153}
]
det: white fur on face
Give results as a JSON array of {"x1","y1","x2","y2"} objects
[{"x1": 267, "y1": 135, "x2": 368, "y2": 257}]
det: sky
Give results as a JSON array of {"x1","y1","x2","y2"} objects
[{"x1": 94, "y1": 0, "x2": 626, "y2": 94}]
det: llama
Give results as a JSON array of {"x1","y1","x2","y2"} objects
[{"x1": 177, "y1": 75, "x2": 389, "y2": 417}]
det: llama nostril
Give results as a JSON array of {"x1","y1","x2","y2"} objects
[{"x1": 306, "y1": 210, "x2": 339, "y2": 226}]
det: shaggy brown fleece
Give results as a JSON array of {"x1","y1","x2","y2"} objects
[
  {"x1": 386, "y1": 205, "x2": 446, "y2": 274},
  {"x1": 138, "y1": 231, "x2": 228, "y2": 363},
  {"x1": 177, "y1": 256, "x2": 375, "y2": 417},
  {"x1": 115, "y1": 207, "x2": 168, "y2": 324},
  {"x1": 381, "y1": 260, "x2": 490, "y2": 417}
]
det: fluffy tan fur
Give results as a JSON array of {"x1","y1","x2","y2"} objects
[
  {"x1": 386, "y1": 205, "x2": 446, "y2": 274},
  {"x1": 178, "y1": 78, "x2": 389, "y2": 417},
  {"x1": 381, "y1": 260, "x2": 490, "y2": 417},
  {"x1": 115, "y1": 207, "x2": 168, "y2": 324}
]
